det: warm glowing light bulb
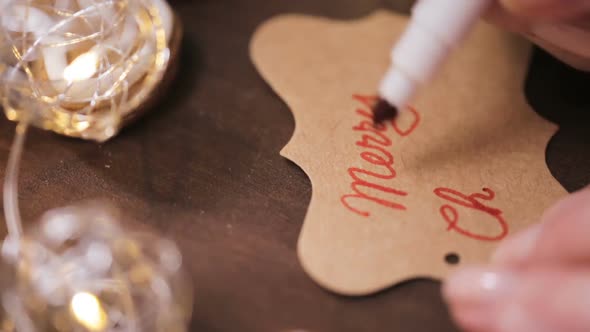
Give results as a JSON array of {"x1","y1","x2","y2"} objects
[
  {"x1": 63, "y1": 51, "x2": 100, "y2": 82},
  {"x1": 70, "y1": 292, "x2": 108, "y2": 331},
  {"x1": 1, "y1": 0, "x2": 179, "y2": 142}
]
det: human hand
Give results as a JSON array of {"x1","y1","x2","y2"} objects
[
  {"x1": 486, "y1": 0, "x2": 590, "y2": 71},
  {"x1": 442, "y1": 187, "x2": 590, "y2": 332}
]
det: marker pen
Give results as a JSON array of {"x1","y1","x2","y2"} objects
[{"x1": 373, "y1": 0, "x2": 493, "y2": 121}]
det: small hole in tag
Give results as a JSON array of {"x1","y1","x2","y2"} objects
[{"x1": 445, "y1": 253, "x2": 460, "y2": 265}]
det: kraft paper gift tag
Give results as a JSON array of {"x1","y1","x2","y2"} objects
[{"x1": 250, "y1": 10, "x2": 567, "y2": 295}]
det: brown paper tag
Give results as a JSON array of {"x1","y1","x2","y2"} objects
[{"x1": 250, "y1": 10, "x2": 567, "y2": 295}]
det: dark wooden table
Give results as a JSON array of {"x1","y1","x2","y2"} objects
[{"x1": 1, "y1": 1, "x2": 588, "y2": 331}]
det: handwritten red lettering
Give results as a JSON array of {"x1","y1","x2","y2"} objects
[
  {"x1": 339, "y1": 96, "x2": 509, "y2": 243},
  {"x1": 392, "y1": 107, "x2": 420, "y2": 137},
  {"x1": 351, "y1": 94, "x2": 378, "y2": 109},
  {"x1": 433, "y1": 187, "x2": 509, "y2": 241},
  {"x1": 341, "y1": 95, "x2": 421, "y2": 217},
  {"x1": 353, "y1": 95, "x2": 420, "y2": 137}
]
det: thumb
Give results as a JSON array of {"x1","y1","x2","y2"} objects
[{"x1": 499, "y1": 0, "x2": 590, "y2": 20}]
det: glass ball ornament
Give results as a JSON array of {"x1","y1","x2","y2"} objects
[
  {"x1": 0, "y1": 0, "x2": 181, "y2": 141},
  {"x1": 0, "y1": 201, "x2": 193, "y2": 332}
]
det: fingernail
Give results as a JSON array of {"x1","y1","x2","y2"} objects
[
  {"x1": 442, "y1": 267, "x2": 515, "y2": 306},
  {"x1": 492, "y1": 223, "x2": 543, "y2": 265},
  {"x1": 531, "y1": 23, "x2": 590, "y2": 58}
]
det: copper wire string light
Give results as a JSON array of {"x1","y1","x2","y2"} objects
[
  {"x1": 0, "y1": 1, "x2": 192, "y2": 331},
  {"x1": 0, "y1": 0, "x2": 174, "y2": 141}
]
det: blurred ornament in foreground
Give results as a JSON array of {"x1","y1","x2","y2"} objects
[
  {"x1": 0, "y1": 0, "x2": 182, "y2": 141},
  {"x1": 0, "y1": 201, "x2": 193, "y2": 332}
]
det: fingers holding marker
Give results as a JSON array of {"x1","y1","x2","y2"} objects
[
  {"x1": 443, "y1": 266, "x2": 590, "y2": 332},
  {"x1": 499, "y1": 0, "x2": 590, "y2": 21},
  {"x1": 487, "y1": 0, "x2": 590, "y2": 71},
  {"x1": 492, "y1": 187, "x2": 590, "y2": 267}
]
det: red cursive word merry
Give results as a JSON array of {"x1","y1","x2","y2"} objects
[
  {"x1": 340, "y1": 95, "x2": 421, "y2": 217},
  {"x1": 433, "y1": 187, "x2": 509, "y2": 241}
]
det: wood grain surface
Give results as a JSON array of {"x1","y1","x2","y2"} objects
[{"x1": 0, "y1": 1, "x2": 588, "y2": 331}]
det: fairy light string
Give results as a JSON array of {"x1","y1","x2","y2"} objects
[
  {"x1": 0, "y1": 1, "x2": 192, "y2": 331},
  {"x1": 3, "y1": 122, "x2": 27, "y2": 242}
]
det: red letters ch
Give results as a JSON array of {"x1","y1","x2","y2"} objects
[{"x1": 433, "y1": 187, "x2": 509, "y2": 241}]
